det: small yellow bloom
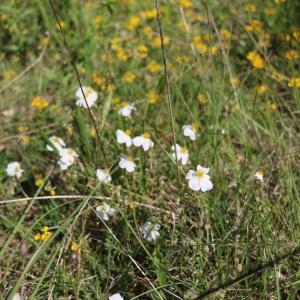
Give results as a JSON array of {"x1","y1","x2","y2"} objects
[
  {"x1": 35, "y1": 177, "x2": 44, "y2": 187},
  {"x1": 267, "y1": 101, "x2": 278, "y2": 111},
  {"x1": 137, "y1": 44, "x2": 148, "y2": 58},
  {"x1": 288, "y1": 77, "x2": 300, "y2": 88},
  {"x1": 34, "y1": 227, "x2": 52, "y2": 242},
  {"x1": 245, "y1": 20, "x2": 263, "y2": 32},
  {"x1": 92, "y1": 72, "x2": 105, "y2": 87},
  {"x1": 198, "y1": 94, "x2": 208, "y2": 104},
  {"x1": 90, "y1": 128, "x2": 97, "y2": 137},
  {"x1": 257, "y1": 84, "x2": 268, "y2": 95},
  {"x1": 147, "y1": 61, "x2": 161, "y2": 74},
  {"x1": 146, "y1": 91, "x2": 159, "y2": 104},
  {"x1": 285, "y1": 50, "x2": 298, "y2": 60},
  {"x1": 66, "y1": 126, "x2": 73, "y2": 136},
  {"x1": 179, "y1": 0, "x2": 192, "y2": 8},
  {"x1": 142, "y1": 26, "x2": 153, "y2": 38},
  {"x1": 2, "y1": 70, "x2": 16, "y2": 80},
  {"x1": 31, "y1": 96, "x2": 49, "y2": 111},
  {"x1": 21, "y1": 135, "x2": 30, "y2": 145},
  {"x1": 140, "y1": 9, "x2": 156, "y2": 20},
  {"x1": 244, "y1": 3, "x2": 256, "y2": 13},
  {"x1": 126, "y1": 16, "x2": 140, "y2": 30},
  {"x1": 122, "y1": 72, "x2": 135, "y2": 83},
  {"x1": 246, "y1": 51, "x2": 265, "y2": 69},
  {"x1": 151, "y1": 36, "x2": 170, "y2": 48}
]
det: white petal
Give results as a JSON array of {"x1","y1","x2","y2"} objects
[
  {"x1": 133, "y1": 136, "x2": 144, "y2": 147},
  {"x1": 199, "y1": 176, "x2": 213, "y2": 192},
  {"x1": 186, "y1": 170, "x2": 196, "y2": 180},
  {"x1": 197, "y1": 165, "x2": 210, "y2": 174},
  {"x1": 188, "y1": 177, "x2": 202, "y2": 191}
]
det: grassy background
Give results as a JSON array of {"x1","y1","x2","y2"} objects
[{"x1": 0, "y1": 0, "x2": 300, "y2": 299}]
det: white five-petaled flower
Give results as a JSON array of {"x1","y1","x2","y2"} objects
[
  {"x1": 171, "y1": 144, "x2": 189, "y2": 165},
  {"x1": 118, "y1": 101, "x2": 136, "y2": 117},
  {"x1": 46, "y1": 136, "x2": 66, "y2": 152},
  {"x1": 255, "y1": 170, "x2": 264, "y2": 182},
  {"x1": 186, "y1": 164, "x2": 213, "y2": 192},
  {"x1": 6, "y1": 161, "x2": 23, "y2": 178},
  {"x1": 183, "y1": 123, "x2": 198, "y2": 141},
  {"x1": 96, "y1": 168, "x2": 112, "y2": 183},
  {"x1": 75, "y1": 86, "x2": 98, "y2": 108},
  {"x1": 58, "y1": 148, "x2": 78, "y2": 170},
  {"x1": 116, "y1": 129, "x2": 132, "y2": 147},
  {"x1": 139, "y1": 221, "x2": 160, "y2": 242},
  {"x1": 109, "y1": 293, "x2": 124, "y2": 300},
  {"x1": 119, "y1": 156, "x2": 136, "y2": 173},
  {"x1": 133, "y1": 133, "x2": 154, "y2": 151},
  {"x1": 96, "y1": 203, "x2": 116, "y2": 221}
]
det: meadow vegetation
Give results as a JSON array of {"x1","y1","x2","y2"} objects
[{"x1": 0, "y1": 0, "x2": 300, "y2": 299}]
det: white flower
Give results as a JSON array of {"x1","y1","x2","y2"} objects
[
  {"x1": 58, "y1": 148, "x2": 78, "y2": 170},
  {"x1": 132, "y1": 133, "x2": 154, "y2": 151},
  {"x1": 255, "y1": 170, "x2": 263, "y2": 182},
  {"x1": 46, "y1": 136, "x2": 66, "y2": 152},
  {"x1": 116, "y1": 129, "x2": 132, "y2": 147},
  {"x1": 109, "y1": 293, "x2": 123, "y2": 300},
  {"x1": 118, "y1": 102, "x2": 136, "y2": 117},
  {"x1": 119, "y1": 156, "x2": 136, "y2": 173},
  {"x1": 139, "y1": 221, "x2": 160, "y2": 242},
  {"x1": 6, "y1": 161, "x2": 23, "y2": 178},
  {"x1": 96, "y1": 168, "x2": 112, "y2": 183},
  {"x1": 96, "y1": 203, "x2": 116, "y2": 221},
  {"x1": 171, "y1": 144, "x2": 189, "y2": 165},
  {"x1": 75, "y1": 86, "x2": 98, "y2": 108},
  {"x1": 12, "y1": 294, "x2": 21, "y2": 300},
  {"x1": 183, "y1": 123, "x2": 198, "y2": 141},
  {"x1": 186, "y1": 164, "x2": 213, "y2": 192}
]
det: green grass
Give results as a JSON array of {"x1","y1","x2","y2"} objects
[{"x1": 0, "y1": 0, "x2": 300, "y2": 299}]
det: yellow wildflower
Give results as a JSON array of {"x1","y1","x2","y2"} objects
[
  {"x1": 257, "y1": 84, "x2": 268, "y2": 94},
  {"x1": 151, "y1": 36, "x2": 170, "y2": 48},
  {"x1": 141, "y1": 9, "x2": 156, "y2": 20},
  {"x1": 2, "y1": 70, "x2": 16, "y2": 80},
  {"x1": 147, "y1": 61, "x2": 161, "y2": 74},
  {"x1": 244, "y1": 3, "x2": 256, "y2": 12},
  {"x1": 179, "y1": 0, "x2": 192, "y2": 8},
  {"x1": 126, "y1": 16, "x2": 140, "y2": 30},
  {"x1": 198, "y1": 94, "x2": 208, "y2": 104},
  {"x1": 245, "y1": 20, "x2": 263, "y2": 32},
  {"x1": 137, "y1": 44, "x2": 148, "y2": 58},
  {"x1": 31, "y1": 96, "x2": 49, "y2": 111},
  {"x1": 267, "y1": 101, "x2": 278, "y2": 111},
  {"x1": 285, "y1": 50, "x2": 298, "y2": 60},
  {"x1": 122, "y1": 72, "x2": 135, "y2": 83},
  {"x1": 288, "y1": 78, "x2": 300, "y2": 88},
  {"x1": 146, "y1": 91, "x2": 159, "y2": 104},
  {"x1": 246, "y1": 51, "x2": 265, "y2": 69}
]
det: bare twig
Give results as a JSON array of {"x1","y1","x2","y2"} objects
[
  {"x1": 48, "y1": 0, "x2": 108, "y2": 167},
  {"x1": 0, "y1": 195, "x2": 111, "y2": 204},
  {"x1": 154, "y1": 0, "x2": 180, "y2": 182}
]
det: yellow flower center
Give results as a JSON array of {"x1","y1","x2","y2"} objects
[
  {"x1": 127, "y1": 156, "x2": 134, "y2": 162},
  {"x1": 125, "y1": 129, "x2": 131, "y2": 136},
  {"x1": 104, "y1": 168, "x2": 110, "y2": 174},
  {"x1": 179, "y1": 146, "x2": 188, "y2": 154},
  {"x1": 143, "y1": 132, "x2": 150, "y2": 139},
  {"x1": 121, "y1": 101, "x2": 129, "y2": 107},
  {"x1": 192, "y1": 123, "x2": 198, "y2": 131},
  {"x1": 85, "y1": 87, "x2": 93, "y2": 97},
  {"x1": 196, "y1": 170, "x2": 205, "y2": 179}
]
